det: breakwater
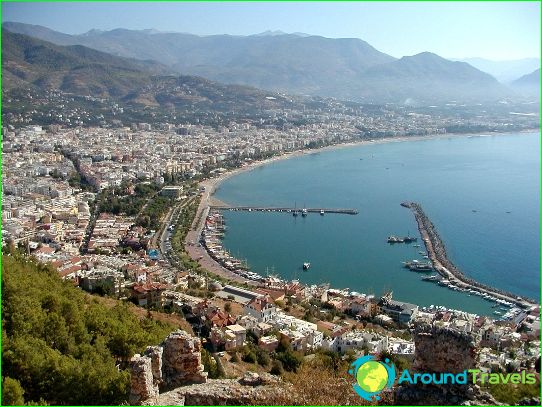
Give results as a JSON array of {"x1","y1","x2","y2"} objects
[{"x1": 402, "y1": 201, "x2": 538, "y2": 308}]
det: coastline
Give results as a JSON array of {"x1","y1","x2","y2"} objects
[{"x1": 185, "y1": 129, "x2": 540, "y2": 297}]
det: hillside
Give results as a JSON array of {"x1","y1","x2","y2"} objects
[
  {"x1": 511, "y1": 68, "x2": 540, "y2": 97},
  {"x1": 7, "y1": 22, "x2": 515, "y2": 104},
  {"x1": 1, "y1": 252, "x2": 176, "y2": 405},
  {"x1": 2, "y1": 30, "x2": 302, "y2": 111},
  {"x1": 455, "y1": 57, "x2": 540, "y2": 83},
  {"x1": 356, "y1": 52, "x2": 512, "y2": 104},
  {"x1": 3, "y1": 22, "x2": 395, "y2": 99}
]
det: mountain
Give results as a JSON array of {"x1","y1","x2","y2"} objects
[
  {"x1": 510, "y1": 68, "x2": 540, "y2": 97},
  {"x1": 2, "y1": 30, "x2": 301, "y2": 111},
  {"x1": 3, "y1": 22, "x2": 396, "y2": 98},
  {"x1": 3, "y1": 22, "x2": 516, "y2": 104},
  {"x1": 454, "y1": 57, "x2": 540, "y2": 83},
  {"x1": 349, "y1": 52, "x2": 512, "y2": 104}
]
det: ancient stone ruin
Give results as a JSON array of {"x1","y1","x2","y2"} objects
[
  {"x1": 129, "y1": 330, "x2": 286, "y2": 406},
  {"x1": 412, "y1": 322, "x2": 480, "y2": 374},
  {"x1": 394, "y1": 323, "x2": 501, "y2": 406},
  {"x1": 129, "y1": 330, "x2": 207, "y2": 405}
]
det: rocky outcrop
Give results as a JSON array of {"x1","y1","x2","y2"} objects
[
  {"x1": 412, "y1": 322, "x2": 480, "y2": 373},
  {"x1": 129, "y1": 330, "x2": 207, "y2": 405},
  {"x1": 144, "y1": 346, "x2": 163, "y2": 385},
  {"x1": 129, "y1": 355, "x2": 159, "y2": 405},
  {"x1": 162, "y1": 330, "x2": 207, "y2": 389},
  {"x1": 145, "y1": 373, "x2": 287, "y2": 406},
  {"x1": 395, "y1": 383, "x2": 501, "y2": 406},
  {"x1": 395, "y1": 322, "x2": 500, "y2": 406}
]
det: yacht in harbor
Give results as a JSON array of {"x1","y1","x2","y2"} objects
[{"x1": 303, "y1": 262, "x2": 311, "y2": 270}]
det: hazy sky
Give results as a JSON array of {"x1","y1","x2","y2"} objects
[{"x1": 3, "y1": 1, "x2": 540, "y2": 60}]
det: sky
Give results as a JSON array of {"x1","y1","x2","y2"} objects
[{"x1": 2, "y1": 1, "x2": 540, "y2": 60}]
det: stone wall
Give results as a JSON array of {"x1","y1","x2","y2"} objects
[
  {"x1": 145, "y1": 373, "x2": 287, "y2": 406},
  {"x1": 129, "y1": 355, "x2": 159, "y2": 405},
  {"x1": 412, "y1": 322, "x2": 480, "y2": 373},
  {"x1": 129, "y1": 330, "x2": 207, "y2": 405},
  {"x1": 161, "y1": 330, "x2": 207, "y2": 389},
  {"x1": 395, "y1": 322, "x2": 500, "y2": 406}
]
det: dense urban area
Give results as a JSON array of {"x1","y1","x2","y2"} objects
[{"x1": 2, "y1": 86, "x2": 541, "y2": 406}]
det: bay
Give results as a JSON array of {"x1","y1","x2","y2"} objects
[{"x1": 214, "y1": 132, "x2": 540, "y2": 316}]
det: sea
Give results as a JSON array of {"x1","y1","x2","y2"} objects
[{"x1": 214, "y1": 132, "x2": 540, "y2": 316}]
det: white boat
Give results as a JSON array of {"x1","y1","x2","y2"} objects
[{"x1": 303, "y1": 262, "x2": 311, "y2": 270}]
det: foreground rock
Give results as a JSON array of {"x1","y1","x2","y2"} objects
[
  {"x1": 394, "y1": 323, "x2": 501, "y2": 406},
  {"x1": 129, "y1": 330, "x2": 207, "y2": 405},
  {"x1": 145, "y1": 374, "x2": 287, "y2": 406}
]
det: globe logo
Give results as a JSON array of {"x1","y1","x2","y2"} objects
[{"x1": 349, "y1": 355, "x2": 396, "y2": 401}]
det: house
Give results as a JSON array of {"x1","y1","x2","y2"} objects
[
  {"x1": 210, "y1": 324, "x2": 247, "y2": 351},
  {"x1": 206, "y1": 308, "x2": 236, "y2": 328},
  {"x1": 244, "y1": 295, "x2": 276, "y2": 323},
  {"x1": 224, "y1": 324, "x2": 247, "y2": 350},
  {"x1": 279, "y1": 329, "x2": 307, "y2": 352},
  {"x1": 258, "y1": 335, "x2": 279, "y2": 352},
  {"x1": 378, "y1": 295, "x2": 418, "y2": 325},
  {"x1": 130, "y1": 282, "x2": 167, "y2": 307}
]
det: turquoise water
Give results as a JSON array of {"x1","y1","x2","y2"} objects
[{"x1": 214, "y1": 132, "x2": 540, "y2": 315}]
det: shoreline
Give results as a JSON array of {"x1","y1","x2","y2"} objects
[{"x1": 185, "y1": 129, "x2": 540, "y2": 304}]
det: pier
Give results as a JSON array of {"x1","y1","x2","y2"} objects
[
  {"x1": 209, "y1": 205, "x2": 359, "y2": 215},
  {"x1": 402, "y1": 201, "x2": 538, "y2": 309}
]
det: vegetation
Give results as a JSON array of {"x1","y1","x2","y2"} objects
[
  {"x1": 99, "y1": 182, "x2": 161, "y2": 216},
  {"x1": 1, "y1": 252, "x2": 176, "y2": 405},
  {"x1": 484, "y1": 382, "x2": 541, "y2": 405},
  {"x1": 136, "y1": 194, "x2": 175, "y2": 230}
]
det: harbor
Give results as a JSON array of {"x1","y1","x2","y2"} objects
[{"x1": 401, "y1": 201, "x2": 538, "y2": 310}]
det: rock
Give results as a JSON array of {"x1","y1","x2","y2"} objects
[
  {"x1": 516, "y1": 397, "x2": 541, "y2": 405},
  {"x1": 161, "y1": 330, "x2": 207, "y2": 389},
  {"x1": 129, "y1": 354, "x2": 159, "y2": 405},
  {"x1": 144, "y1": 346, "x2": 163, "y2": 384},
  {"x1": 412, "y1": 323, "x2": 480, "y2": 374},
  {"x1": 147, "y1": 378, "x2": 290, "y2": 406},
  {"x1": 239, "y1": 372, "x2": 262, "y2": 386}
]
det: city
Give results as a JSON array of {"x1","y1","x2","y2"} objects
[{"x1": 1, "y1": 2, "x2": 540, "y2": 406}]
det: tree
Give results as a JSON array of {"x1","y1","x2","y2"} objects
[
  {"x1": 270, "y1": 360, "x2": 284, "y2": 376},
  {"x1": 2, "y1": 377, "x2": 25, "y2": 406},
  {"x1": 224, "y1": 302, "x2": 232, "y2": 313}
]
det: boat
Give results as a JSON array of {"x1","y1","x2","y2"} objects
[
  {"x1": 421, "y1": 274, "x2": 440, "y2": 282},
  {"x1": 403, "y1": 235, "x2": 418, "y2": 243},
  {"x1": 301, "y1": 207, "x2": 308, "y2": 217},
  {"x1": 303, "y1": 262, "x2": 311, "y2": 270},
  {"x1": 320, "y1": 210, "x2": 325, "y2": 216},
  {"x1": 388, "y1": 235, "x2": 404, "y2": 243},
  {"x1": 403, "y1": 259, "x2": 433, "y2": 271},
  {"x1": 293, "y1": 202, "x2": 299, "y2": 217}
]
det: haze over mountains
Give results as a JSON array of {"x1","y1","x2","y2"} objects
[
  {"x1": 454, "y1": 57, "x2": 540, "y2": 83},
  {"x1": 2, "y1": 30, "x2": 302, "y2": 112},
  {"x1": 3, "y1": 22, "x2": 540, "y2": 105}
]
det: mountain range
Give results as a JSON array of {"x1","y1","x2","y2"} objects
[
  {"x1": 3, "y1": 22, "x2": 539, "y2": 104},
  {"x1": 511, "y1": 68, "x2": 540, "y2": 97},
  {"x1": 2, "y1": 29, "x2": 302, "y2": 112},
  {"x1": 454, "y1": 57, "x2": 540, "y2": 83}
]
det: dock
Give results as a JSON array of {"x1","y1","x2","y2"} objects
[
  {"x1": 209, "y1": 205, "x2": 359, "y2": 215},
  {"x1": 402, "y1": 201, "x2": 538, "y2": 309}
]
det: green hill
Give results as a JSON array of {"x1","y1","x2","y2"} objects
[
  {"x1": 2, "y1": 29, "x2": 301, "y2": 111},
  {"x1": 1, "y1": 252, "x2": 174, "y2": 405}
]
